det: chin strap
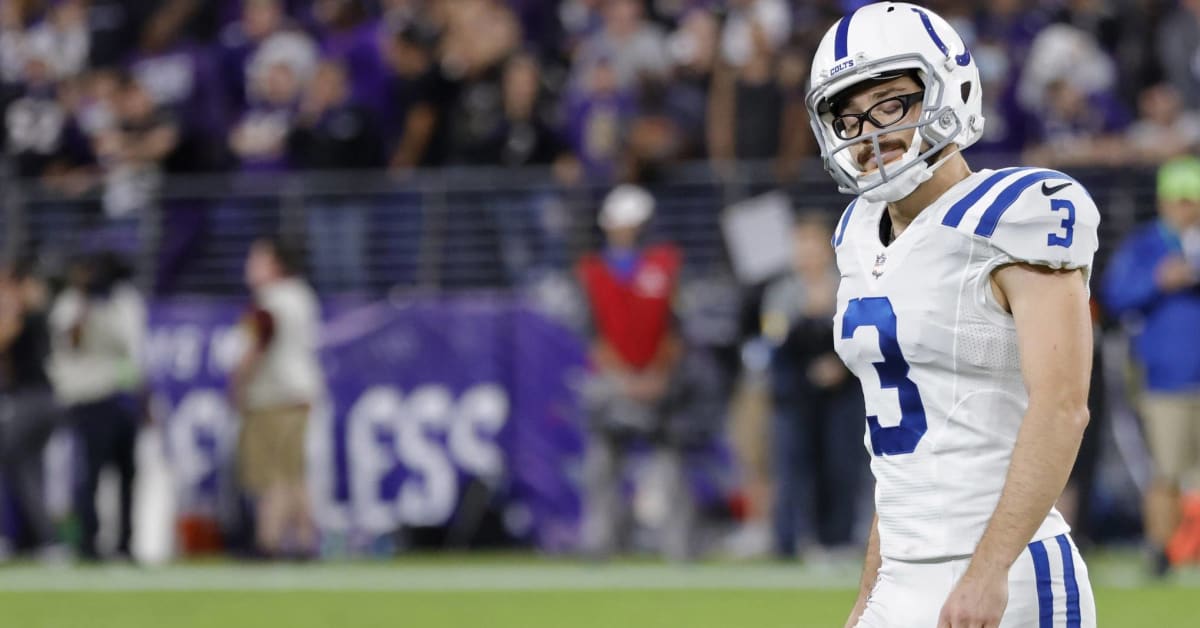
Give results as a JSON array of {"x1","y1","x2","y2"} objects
[
  {"x1": 858, "y1": 141, "x2": 933, "y2": 202},
  {"x1": 857, "y1": 139, "x2": 960, "y2": 203}
]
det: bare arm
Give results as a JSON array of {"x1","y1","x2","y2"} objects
[
  {"x1": 938, "y1": 263, "x2": 1091, "y2": 627},
  {"x1": 0, "y1": 291, "x2": 22, "y2": 350},
  {"x1": 390, "y1": 104, "x2": 437, "y2": 169},
  {"x1": 706, "y1": 60, "x2": 736, "y2": 163},
  {"x1": 128, "y1": 124, "x2": 180, "y2": 163},
  {"x1": 971, "y1": 264, "x2": 1092, "y2": 574},
  {"x1": 845, "y1": 513, "x2": 881, "y2": 628},
  {"x1": 776, "y1": 95, "x2": 815, "y2": 180}
]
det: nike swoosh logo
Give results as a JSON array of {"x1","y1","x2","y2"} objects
[{"x1": 1041, "y1": 181, "x2": 1073, "y2": 196}]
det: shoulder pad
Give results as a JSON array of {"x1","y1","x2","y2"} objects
[{"x1": 941, "y1": 168, "x2": 1100, "y2": 270}]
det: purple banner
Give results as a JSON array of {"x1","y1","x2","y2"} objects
[{"x1": 145, "y1": 296, "x2": 587, "y2": 553}]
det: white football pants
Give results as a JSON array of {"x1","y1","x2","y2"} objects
[{"x1": 856, "y1": 533, "x2": 1096, "y2": 627}]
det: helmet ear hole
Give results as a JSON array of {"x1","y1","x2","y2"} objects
[{"x1": 960, "y1": 81, "x2": 972, "y2": 104}]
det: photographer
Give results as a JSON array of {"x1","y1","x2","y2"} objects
[
  {"x1": 48, "y1": 252, "x2": 145, "y2": 561},
  {"x1": 576, "y1": 185, "x2": 688, "y2": 558}
]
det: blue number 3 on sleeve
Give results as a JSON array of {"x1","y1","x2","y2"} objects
[
  {"x1": 841, "y1": 297, "x2": 928, "y2": 456},
  {"x1": 1047, "y1": 199, "x2": 1075, "y2": 248}
]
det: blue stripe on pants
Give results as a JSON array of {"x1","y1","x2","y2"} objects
[
  {"x1": 1029, "y1": 539, "x2": 1054, "y2": 628},
  {"x1": 1056, "y1": 535, "x2": 1082, "y2": 628}
]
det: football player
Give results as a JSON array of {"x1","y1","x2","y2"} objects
[{"x1": 806, "y1": 3, "x2": 1099, "y2": 627}]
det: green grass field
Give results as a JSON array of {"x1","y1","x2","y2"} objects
[{"x1": 0, "y1": 553, "x2": 1195, "y2": 627}]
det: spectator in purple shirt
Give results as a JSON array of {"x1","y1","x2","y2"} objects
[
  {"x1": 288, "y1": 58, "x2": 382, "y2": 172},
  {"x1": 207, "y1": 30, "x2": 316, "y2": 300},
  {"x1": 218, "y1": 0, "x2": 296, "y2": 113},
  {"x1": 307, "y1": 0, "x2": 388, "y2": 118},
  {"x1": 1019, "y1": 23, "x2": 1130, "y2": 168},
  {"x1": 506, "y1": 0, "x2": 565, "y2": 58},
  {"x1": 230, "y1": 30, "x2": 317, "y2": 172},
  {"x1": 564, "y1": 56, "x2": 635, "y2": 183},
  {"x1": 972, "y1": 0, "x2": 1048, "y2": 76},
  {"x1": 1022, "y1": 76, "x2": 1130, "y2": 168},
  {"x1": 129, "y1": 3, "x2": 228, "y2": 171},
  {"x1": 968, "y1": 35, "x2": 1030, "y2": 160}
]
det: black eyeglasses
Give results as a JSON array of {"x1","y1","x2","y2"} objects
[{"x1": 831, "y1": 92, "x2": 925, "y2": 140}]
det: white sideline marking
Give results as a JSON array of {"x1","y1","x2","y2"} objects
[
  {"x1": 0, "y1": 564, "x2": 860, "y2": 592},
  {"x1": 1, "y1": 558, "x2": 1187, "y2": 592}
]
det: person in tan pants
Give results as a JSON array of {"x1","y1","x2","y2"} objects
[
  {"x1": 232, "y1": 238, "x2": 324, "y2": 558},
  {"x1": 1104, "y1": 157, "x2": 1200, "y2": 576}
]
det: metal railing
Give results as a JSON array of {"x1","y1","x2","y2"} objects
[
  {"x1": 0, "y1": 159, "x2": 1160, "y2": 295},
  {"x1": 0, "y1": 158, "x2": 1163, "y2": 541}
]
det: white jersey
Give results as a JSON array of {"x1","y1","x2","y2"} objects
[
  {"x1": 831, "y1": 167, "x2": 1100, "y2": 561},
  {"x1": 243, "y1": 277, "x2": 325, "y2": 410}
]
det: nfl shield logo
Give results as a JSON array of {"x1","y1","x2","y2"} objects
[{"x1": 872, "y1": 253, "x2": 887, "y2": 278}]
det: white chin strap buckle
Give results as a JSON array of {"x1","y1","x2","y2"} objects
[{"x1": 857, "y1": 141, "x2": 931, "y2": 202}]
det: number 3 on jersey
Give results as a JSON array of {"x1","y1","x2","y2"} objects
[
  {"x1": 1047, "y1": 198, "x2": 1075, "y2": 248},
  {"x1": 841, "y1": 297, "x2": 928, "y2": 456}
]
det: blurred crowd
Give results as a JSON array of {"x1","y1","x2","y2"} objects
[
  {"x1": 3, "y1": 0, "x2": 1200, "y2": 291},
  {"x1": 3, "y1": 0, "x2": 1200, "y2": 188}
]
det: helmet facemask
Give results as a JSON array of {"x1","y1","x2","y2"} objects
[{"x1": 807, "y1": 53, "x2": 964, "y2": 202}]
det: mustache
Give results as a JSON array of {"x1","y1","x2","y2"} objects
[{"x1": 859, "y1": 140, "x2": 907, "y2": 167}]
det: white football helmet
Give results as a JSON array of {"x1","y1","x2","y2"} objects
[{"x1": 806, "y1": 2, "x2": 985, "y2": 202}]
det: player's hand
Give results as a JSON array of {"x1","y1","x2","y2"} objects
[
  {"x1": 937, "y1": 565, "x2": 1008, "y2": 628},
  {"x1": 1155, "y1": 255, "x2": 1197, "y2": 292}
]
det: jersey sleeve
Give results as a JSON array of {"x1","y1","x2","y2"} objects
[{"x1": 981, "y1": 173, "x2": 1100, "y2": 273}]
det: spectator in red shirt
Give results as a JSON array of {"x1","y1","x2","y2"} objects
[{"x1": 576, "y1": 184, "x2": 692, "y2": 558}]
